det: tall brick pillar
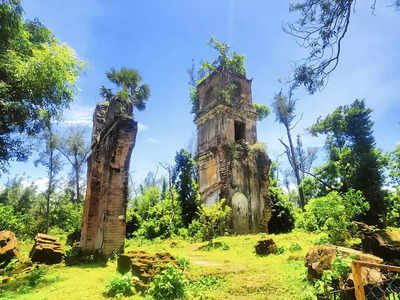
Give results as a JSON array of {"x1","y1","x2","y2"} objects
[
  {"x1": 195, "y1": 68, "x2": 271, "y2": 234},
  {"x1": 80, "y1": 99, "x2": 136, "y2": 256}
]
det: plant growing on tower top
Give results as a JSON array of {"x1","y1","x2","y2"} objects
[{"x1": 100, "y1": 67, "x2": 150, "y2": 114}]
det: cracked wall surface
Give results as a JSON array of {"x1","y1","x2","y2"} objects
[
  {"x1": 80, "y1": 99, "x2": 136, "y2": 255},
  {"x1": 196, "y1": 69, "x2": 271, "y2": 234}
]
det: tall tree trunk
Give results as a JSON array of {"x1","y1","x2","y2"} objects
[
  {"x1": 285, "y1": 124, "x2": 305, "y2": 210},
  {"x1": 74, "y1": 152, "x2": 80, "y2": 203},
  {"x1": 46, "y1": 146, "x2": 53, "y2": 234}
]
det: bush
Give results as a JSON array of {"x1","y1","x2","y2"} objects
[
  {"x1": 289, "y1": 242, "x2": 302, "y2": 252},
  {"x1": 131, "y1": 187, "x2": 184, "y2": 240},
  {"x1": 297, "y1": 190, "x2": 368, "y2": 244},
  {"x1": 26, "y1": 267, "x2": 45, "y2": 287},
  {"x1": 314, "y1": 253, "x2": 352, "y2": 296},
  {"x1": 104, "y1": 274, "x2": 134, "y2": 298},
  {"x1": 0, "y1": 204, "x2": 25, "y2": 235},
  {"x1": 187, "y1": 199, "x2": 230, "y2": 242},
  {"x1": 147, "y1": 265, "x2": 186, "y2": 300},
  {"x1": 385, "y1": 188, "x2": 400, "y2": 227},
  {"x1": 176, "y1": 257, "x2": 190, "y2": 270},
  {"x1": 268, "y1": 186, "x2": 295, "y2": 234}
]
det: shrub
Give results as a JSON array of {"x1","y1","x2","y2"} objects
[
  {"x1": 297, "y1": 190, "x2": 368, "y2": 244},
  {"x1": 176, "y1": 257, "x2": 190, "y2": 270},
  {"x1": 26, "y1": 267, "x2": 45, "y2": 287},
  {"x1": 268, "y1": 186, "x2": 295, "y2": 234},
  {"x1": 289, "y1": 242, "x2": 302, "y2": 252},
  {"x1": 276, "y1": 246, "x2": 285, "y2": 255},
  {"x1": 188, "y1": 199, "x2": 230, "y2": 242},
  {"x1": 313, "y1": 235, "x2": 330, "y2": 246},
  {"x1": 385, "y1": 188, "x2": 400, "y2": 227},
  {"x1": 0, "y1": 204, "x2": 24, "y2": 235},
  {"x1": 132, "y1": 187, "x2": 184, "y2": 240},
  {"x1": 314, "y1": 253, "x2": 353, "y2": 296},
  {"x1": 104, "y1": 273, "x2": 134, "y2": 298},
  {"x1": 199, "y1": 241, "x2": 230, "y2": 251},
  {"x1": 3, "y1": 258, "x2": 18, "y2": 272},
  {"x1": 147, "y1": 265, "x2": 186, "y2": 300}
]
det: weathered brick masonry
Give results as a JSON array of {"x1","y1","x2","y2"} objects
[
  {"x1": 195, "y1": 68, "x2": 272, "y2": 233},
  {"x1": 80, "y1": 98, "x2": 136, "y2": 255}
]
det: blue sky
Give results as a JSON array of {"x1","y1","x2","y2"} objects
[{"x1": 3, "y1": 0, "x2": 400, "y2": 189}]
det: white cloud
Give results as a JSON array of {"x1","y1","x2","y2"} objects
[
  {"x1": 138, "y1": 123, "x2": 148, "y2": 132},
  {"x1": 145, "y1": 137, "x2": 159, "y2": 144},
  {"x1": 60, "y1": 105, "x2": 93, "y2": 126}
]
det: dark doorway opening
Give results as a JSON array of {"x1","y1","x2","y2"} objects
[{"x1": 234, "y1": 121, "x2": 245, "y2": 142}]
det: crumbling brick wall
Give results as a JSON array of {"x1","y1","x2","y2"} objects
[
  {"x1": 80, "y1": 99, "x2": 136, "y2": 256},
  {"x1": 196, "y1": 69, "x2": 271, "y2": 234}
]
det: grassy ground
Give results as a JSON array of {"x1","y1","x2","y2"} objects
[{"x1": 0, "y1": 230, "x2": 322, "y2": 300}]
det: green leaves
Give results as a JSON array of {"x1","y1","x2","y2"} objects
[
  {"x1": 104, "y1": 273, "x2": 134, "y2": 298},
  {"x1": 297, "y1": 190, "x2": 368, "y2": 244},
  {"x1": 252, "y1": 103, "x2": 271, "y2": 121},
  {"x1": 101, "y1": 67, "x2": 150, "y2": 113},
  {"x1": 0, "y1": 3, "x2": 85, "y2": 171},
  {"x1": 148, "y1": 265, "x2": 186, "y2": 300}
]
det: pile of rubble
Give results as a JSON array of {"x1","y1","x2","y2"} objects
[{"x1": 117, "y1": 250, "x2": 178, "y2": 290}]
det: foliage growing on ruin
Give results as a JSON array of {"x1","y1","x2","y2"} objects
[
  {"x1": 100, "y1": 67, "x2": 150, "y2": 114},
  {"x1": 188, "y1": 37, "x2": 269, "y2": 120}
]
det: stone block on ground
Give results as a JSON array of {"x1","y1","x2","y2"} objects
[
  {"x1": 117, "y1": 250, "x2": 178, "y2": 291},
  {"x1": 255, "y1": 238, "x2": 277, "y2": 255},
  {"x1": 0, "y1": 231, "x2": 20, "y2": 266},
  {"x1": 305, "y1": 245, "x2": 384, "y2": 285},
  {"x1": 29, "y1": 233, "x2": 64, "y2": 265}
]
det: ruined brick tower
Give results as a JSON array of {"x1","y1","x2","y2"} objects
[
  {"x1": 80, "y1": 98, "x2": 136, "y2": 256},
  {"x1": 196, "y1": 68, "x2": 272, "y2": 234}
]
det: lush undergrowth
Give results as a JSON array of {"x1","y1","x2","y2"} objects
[{"x1": 0, "y1": 230, "x2": 324, "y2": 300}]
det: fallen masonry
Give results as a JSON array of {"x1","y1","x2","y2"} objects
[
  {"x1": 255, "y1": 238, "x2": 278, "y2": 255},
  {"x1": 305, "y1": 245, "x2": 384, "y2": 286},
  {"x1": 0, "y1": 231, "x2": 20, "y2": 266},
  {"x1": 29, "y1": 233, "x2": 64, "y2": 265},
  {"x1": 117, "y1": 250, "x2": 179, "y2": 291}
]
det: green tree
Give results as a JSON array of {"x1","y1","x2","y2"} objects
[
  {"x1": 0, "y1": 176, "x2": 37, "y2": 213},
  {"x1": 310, "y1": 99, "x2": 385, "y2": 225},
  {"x1": 173, "y1": 149, "x2": 200, "y2": 227},
  {"x1": 0, "y1": 1, "x2": 84, "y2": 172},
  {"x1": 298, "y1": 190, "x2": 368, "y2": 243},
  {"x1": 57, "y1": 127, "x2": 90, "y2": 203},
  {"x1": 272, "y1": 92, "x2": 306, "y2": 209},
  {"x1": 268, "y1": 171, "x2": 296, "y2": 234},
  {"x1": 285, "y1": 0, "x2": 400, "y2": 94},
  {"x1": 34, "y1": 121, "x2": 63, "y2": 233},
  {"x1": 388, "y1": 144, "x2": 400, "y2": 186},
  {"x1": 100, "y1": 67, "x2": 150, "y2": 112}
]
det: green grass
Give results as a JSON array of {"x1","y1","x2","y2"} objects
[{"x1": 0, "y1": 230, "x2": 322, "y2": 300}]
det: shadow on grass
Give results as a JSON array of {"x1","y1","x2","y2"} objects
[
  {"x1": 0, "y1": 272, "x2": 63, "y2": 299},
  {"x1": 69, "y1": 261, "x2": 109, "y2": 269}
]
